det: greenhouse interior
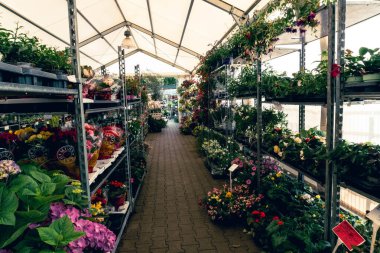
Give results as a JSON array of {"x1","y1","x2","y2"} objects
[{"x1": 1, "y1": 0, "x2": 380, "y2": 252}]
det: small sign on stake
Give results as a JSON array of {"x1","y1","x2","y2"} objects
[
  {"x1": 332, "y1": 220, "x2": 365, "y2": 252},
  {"x1": 366, "y1": 204, "x2": 380, "y2": 253},
  {"x1": 228, "y1": 164, "x2": 239, "y2": 191}
]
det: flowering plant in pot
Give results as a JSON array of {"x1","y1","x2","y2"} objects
[
  {"x1": 358, "y1": 47, "x2": 380, "y2": 82},
  {"x1": 344, "y1": 49, "x2": 364, "y2": 83},
  {"x1": 85, "y1": 123, "x2": 103, "y2": 173},
  {"x1": 0, "y1": 131, "x2": 19, "y2": 160},
  {"x1": 106, "y1": 180, "x2": 128, "y2": 211}
]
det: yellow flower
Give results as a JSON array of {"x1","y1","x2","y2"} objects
[
  {"x1": 276, "y1": 172, "x2": 282, "y2": 178},
  {"x1": 294, "y1": 137, "x2": 302, "y2": 144},
  {"x1": 225, "y1": 192, "x2": 232, "y2": 198},
  {"x1": 315, "y1": 195, "x2": 320, "y2": 199},
  {"x1": 72, "y1": 188, "x2": 83, "y2": 194},
  {"x1": 9, "y1": 130, "x2": 13, "y2": 134},
  {"x1": 271, "y1": 177, "x2": 275, "y2": 181},
  {"x1": 71, "y1": 181, "x2": 81, "y2": 186},
  {"x1": 37, "y1": 134, "x2": 43, "y2": 139},
  {"x1": 273, "y1": 145, "x2": 280, "y2": 154}
]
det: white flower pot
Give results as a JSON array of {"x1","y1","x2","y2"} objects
[
  {"x1": 363, "y1": 73, "x2": 380, "y2": 82},
  {"x1": 346, "y1": 76, "x2": 363, "y2": 84}
]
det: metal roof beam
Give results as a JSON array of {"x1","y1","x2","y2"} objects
[
  {"x1": 203, "y1": 0, "x2": 245, "y2": 18},
  {"x1": 139, "y1": 49, "x2": 191, "y2": 73},
  {"x1": 0, "y1": 2, "x2": 102, "y2": 65},
  {"x1": 77, "y1": 10, "x2": 118, "y2": 54},
  {"x1": 114, "y1": 0, "x2": 140, "y2": 49},
  {"x1": 79, "y1": 21, "x2": 202, "y2": 58},
  {"x1": 94, "y1": 49, "x2": 140, "y2": 71},
  {"x1": 174, "y1": 0, "x2": 194, "y2": 64},
  {"x1": 191, "y1": 0, "x2": 262, "y2": 73},
  {"x1": 146, "y1": 0, "x2": 157, "y2": 55}
]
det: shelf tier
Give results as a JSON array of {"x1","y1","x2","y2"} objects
[
  {"x1": 340, "y1": 183, "x2": 380, "y2": 204},
  {"x1": 0, "y1": 82, "x2": 77, "y2": 96},
  {"x1": 111, "y1": 207, "x2": 132, "y2": 253},
  {"x1": 275, "y1": 3, "x2": 380, "y2": 46},
  {"x1": 343, "y1": 91, "x2": 380, "y2": 100},
  {"x1": 239, "y1": 141, "x2": 325, "y2": 186},
  {"x1": 127, "y1": 98, "x2": 142, "y2": 106},
  {"x1": 0, "y1": 98, "x2": 75, "y2": 113},
  {"x1": 132, "y1": 171, "x2": 146, "y2": 204},
  {"x1": 109, "y1": 201, "x2": 130, "y2": 215},
  {"x1": 85, "y1": 105, "x2": 125, "y2": 114},
  {"x1": 90, "y1": 148, "x2": 128, "y2": 196},
  {"x1": 263, "y1": 96, "x2": 326, "y2": 105}
]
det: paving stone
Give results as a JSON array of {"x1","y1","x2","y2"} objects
[{"x1": 118, "y1": 122, "x2": 260, "y2": 253}]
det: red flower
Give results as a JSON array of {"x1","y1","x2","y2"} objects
[
  {"x1": 260, "y1": 212, "x2": 266, "y2": 218},
  {"x1": 331, "y1": 64, "x2": 341, "y2": 78},
  {"x1": 277, "y1": 220, "x2": 284, "y2": 226},
  {"x1": 252, "y1": 210, "x2": 260, "y2": 215},
  {"x1": 305, "y1": 138, "x2": 310, "y2": 143},
  {"x1": 273, "y1": 216, "x2": 279, "y2": 221},
  {"x1": 245, "y1": 32, "x2": 251, "y2": 40},
  {"x1": 255, "y1": 219, "x2": 260, "y2": 223}
]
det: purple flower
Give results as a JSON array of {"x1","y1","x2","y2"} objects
[
  {"x1": 130, "y1": 177, "x2": 135, "y2": 184},
  {"x1": 308, "y1": 11, "x2": 316, "y2": 21},
  {"x1": 285, "y1": 27, "x2": 293, "y2": 33}
]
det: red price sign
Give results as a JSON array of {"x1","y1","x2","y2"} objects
[{"x1": 333, "y1": 220, "x2": 365, "y2": 251}]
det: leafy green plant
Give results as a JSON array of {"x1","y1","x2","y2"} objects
[
  {"x1": 148, "y1": 115, "x2": 166, "y2": 132},
  {"x1": 359, "y1": 47, "x2": 380, "y2": 74},
  {"x1": 344, "y1": 49, "x2": 365, "y2": 77}
]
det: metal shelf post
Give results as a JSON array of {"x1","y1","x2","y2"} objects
[
  {"x1": 256, "y1": 59, "x2": 262, "y2": 192},
  {"x1": 67, "y1": 0, "x2": 90, "y2": 204},
  {"x1": 298, "y1": 32, "x2": 306, "y2": 183},
  {"x1": 324, "y1": 2, "x2": 336, "y2": 242}
]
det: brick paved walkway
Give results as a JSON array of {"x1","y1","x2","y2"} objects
[{"x1": 118, "y1": 121, "x2": 261, "y2": 253}]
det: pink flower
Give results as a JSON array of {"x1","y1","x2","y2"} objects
[
  {"x1": 252, "y1": 166, "x2": 256, "y2": 171},
  {"x1": 239, "y1": 162, "x2": 243, "y2": 168},
  {"x1": 246, "y1": 179, "x2": 252, "y2": 185}
]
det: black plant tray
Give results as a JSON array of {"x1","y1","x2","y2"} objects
[
  {"x1": 235, "y1": 91, "x2": 257, "y2": 98},
  {"x1": 264, "y1": 95, "x2": 326, "y2": 104},
  {"x1": 344, "y1": 81, "x2": 380, "y2": 93}
]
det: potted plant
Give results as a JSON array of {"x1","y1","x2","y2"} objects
[
  {"x1": 344, "y1": 49, "x2": 364, "y2": 83},
  {"x1": 359, "y1": 47, "x2": 380, "y2": 82},
  {"x1": 106, "y1": 180, "x2": 128, "y2": 211}
]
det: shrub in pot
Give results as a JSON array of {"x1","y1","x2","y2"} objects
[{"x1": 359, "y1": 47, "x2": 380, "y2": 82}]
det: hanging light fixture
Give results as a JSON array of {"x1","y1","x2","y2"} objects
[{"x1": 121, "y1": 27, "x2": 136, "y2": 49}]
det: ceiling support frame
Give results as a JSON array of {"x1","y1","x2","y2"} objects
[
  {"x1": 114, "y1": 0, "x2": 140, "y2": 49},
  {"x1": 0, "y1": 2, "x2": 102, "y2": 65},
  {"x1": 77, "y1": 10, "x2": 118, "y2": 54},
  {"x1": 191, "y1": 0, "x2": 262, "y2": 73},
  {"x1": 146, "y1": 0, "x2": 157, "y2": 55},
  {"x1": 174, "y1": 0, "x2": 195, "y2": 65},
  {"x1": 78, "y1": 21, "x2": 201, "y2": 58},
  {"x1": 203, "y1": 0, "x2": 245, "y2": 18},
  {"x1": 139, "y1": 49, "x2": 191, "y2": 73},
  {"x1": 94, "y1": 49, "x2": 140, "y2": 70}
]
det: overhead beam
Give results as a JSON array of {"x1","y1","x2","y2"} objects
[
  {"x1": 77, "y1": 9, "x2": 118, "y2": 54},
  {"x1": 139, "y1": 49, "x2": 191, "y2": 73},
  {"x1": 146, "y1": 0, "x2": 157, "y2": 55},
  {"x1": 0, "y1": 2, "x2": 102, "y2": 65},
  {"x1": 94, "y1": 49, "x2": 140, "y2": 71},
  {"x1": 174, "y1": 0, "x2": 194, "y2": 64},
  {"x1": 114, "y1": 0, "x2": 140, "y2": 49},
  {"x1": 78, "y1": 21, "x2": 202, "y2": 58},
  {"x1": 203, "y1": 0, "x2": 245, "y2": 18},
  {"x1": 191, "y1": 0, "x2": 262, "y2": 73}
]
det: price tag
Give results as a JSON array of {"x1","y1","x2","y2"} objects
[
  {"x1": 4, "y1": 125, "x2": 9, "y2": 130},
  {"x1": 367, "y1": 204, "x2": 380, "y2": 225},
  {"x1": 228, "y1": 164, "x2": 239, "y2": 173},
  {"x1": 332, "y1": 220, "x2": 365, "y2": 251}
]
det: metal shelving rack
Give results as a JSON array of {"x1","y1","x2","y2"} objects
[
  {"x1": 206, "y1": 0, "x2": 380, "y2": 243},
  {"x1": 0, "y1": 1, "x2": 134, "y2": 251}
]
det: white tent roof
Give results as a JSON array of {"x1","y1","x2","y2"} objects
[{"x1": 0, "y1": 0, "x2": 264, "y2": 74}]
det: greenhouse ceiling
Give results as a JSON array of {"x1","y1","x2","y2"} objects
[{"x1": 0, "y1": 0, "x2": 270, "y2": 74}]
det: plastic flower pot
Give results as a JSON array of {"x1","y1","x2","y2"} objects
[
  {"x1": 363, "y1": 73, "x2": 380, "y2": 82},
  {"x1": 346, "y1": 76, "x2": 363, "y2": 83},
  {"x1": 88, "y1": 149, "x2": 100, "y2": 173},
  {"x1": 109, "y1": 193, "x2": 126, "y2": 211}
]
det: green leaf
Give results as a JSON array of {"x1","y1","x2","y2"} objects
[
  {"x1": 16, "y1": 210, "x2": 48, "y2": 224},
  {"x1": 0, "y1": 183, "x2": 19, "y2": 226},
  {"x1": 0, "y1": 223, "x2": 29, "y2": 248},
  {"x1": 31, "y1": 195, "x2": 65, "y2": 210},
  {"x1": 29, "y1": 170, "x2": 51, "y2": 183},
  {"x1": 37, "y1": 216, "x2": 84, "y2": 247},
  {"x1": 8, "y1": 174, "x2": 38, "y2": 194},
  {"x1": 50, "y1": 216, "x2": 85, "y2": 246},
  {"x1": 40, "y1": 183, "x2": 56, "y2": 195},
  {"x1": 37, "y1": 227, "x2": 62, "y2": 246}
]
